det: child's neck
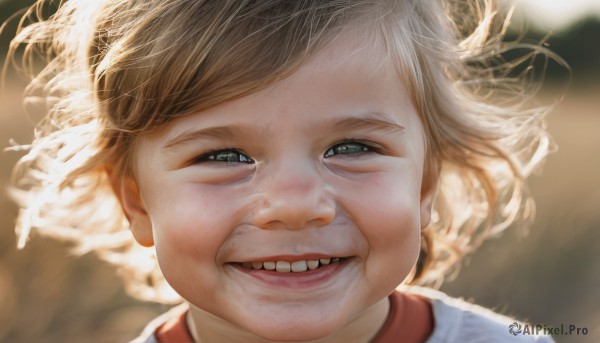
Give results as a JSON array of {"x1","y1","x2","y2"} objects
[{"x1": 186, "y1": 297, "x2": 390, "y2": 343}]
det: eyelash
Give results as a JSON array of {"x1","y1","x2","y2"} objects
[
  {"x1": 194, "y1": 148, "x2": 254, "y2": 165},
  {"x1": 193, "y1": 140, "x2": 378, "y2": 165}
]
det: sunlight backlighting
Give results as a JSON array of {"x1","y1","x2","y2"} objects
[{"x1": 518, "y1": 0, "x2": 600, "y2": 30}]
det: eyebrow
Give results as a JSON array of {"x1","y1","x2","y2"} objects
[
  {"x1": 162, "y1": 125, "x2": 247, "y2": 152},
  {"x1": 320, "y1": 111, "x2": 406, "y2": 135},
  {"x1": 162, "y1": 111, "x2": 405, "y2": 151}
]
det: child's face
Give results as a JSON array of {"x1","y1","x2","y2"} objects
[{"x1": 122, "y1": 34, "x2": 436, "y2": 341}]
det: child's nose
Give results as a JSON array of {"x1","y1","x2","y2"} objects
[{"x1": 252, "y1": 160, "x2": 335, "y2": 231}]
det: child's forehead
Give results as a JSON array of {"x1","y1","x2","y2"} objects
[
  {"x1": 276, "y1": 40, "x2": 394, "y2": 91},
  {"x1": 163, "y1": 37, "x2": 402, "y2": 123},
  {"x1": 138, "y1": 22, "x2": 414, "y2": 142}
]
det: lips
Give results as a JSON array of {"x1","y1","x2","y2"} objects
[
  {"x1": 233, "y1": 257, "x2": 350, "y2": 273},
  {"x1": 227, "y1": 255, "x2": 355, "y2": 289}
]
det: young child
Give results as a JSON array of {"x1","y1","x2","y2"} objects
[{"x1": 6, "y1": 0, "x2": 559, "y2": 342}]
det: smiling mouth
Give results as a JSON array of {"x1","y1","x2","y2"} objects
[{"x1": 230, "y1": 257, "x2": 352, "y2": 273}]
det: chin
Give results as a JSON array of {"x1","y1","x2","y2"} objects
[
  {"x1": 239, "y1": 314, "x2": 344, "y2": 342},
  {"x1": 248, "y1": 328, "x2": 332, "y2": 342}
]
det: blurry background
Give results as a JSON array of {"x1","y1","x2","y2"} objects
[{"x1": 0, "y1": 0, "x2": 598, "y2": 342}]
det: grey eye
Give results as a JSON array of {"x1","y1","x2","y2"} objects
[
  {"x1": 324, "y1": 142, "x2": 370, "y2": 158},
  {"x1": 199, "y1": 150, "x2": 254, "y2": 164}
]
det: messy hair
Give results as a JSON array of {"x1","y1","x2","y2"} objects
[{"x1": 5, "y1": 0, "x2": 560, "y2": 303}]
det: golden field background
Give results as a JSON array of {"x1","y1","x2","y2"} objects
[{"x1": 1, "y1": 3, "x2": 599, "y2": 343}]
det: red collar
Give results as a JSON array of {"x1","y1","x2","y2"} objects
[{"x1": 155, "y1": 291, "x2": 433, "y2": 343}]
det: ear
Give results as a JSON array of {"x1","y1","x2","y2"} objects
[
  {"x1": 109, "y1": 169, "x2": 154, "y2": 247},
  {"x1": 420, "y1": 163, "x2": 440, "y2": 230}
]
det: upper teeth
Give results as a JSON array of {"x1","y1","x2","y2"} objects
[{"x1": 240, "y1": 258, "x2": 343, "y2": 273}]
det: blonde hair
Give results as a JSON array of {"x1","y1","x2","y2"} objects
[{"x1": 5, "y1": 0, "x2": 562, "y2": 303}]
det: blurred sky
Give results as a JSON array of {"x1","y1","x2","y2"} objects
[{"x1": 516, "y1": 0, "x2": 600, "y2": 30}]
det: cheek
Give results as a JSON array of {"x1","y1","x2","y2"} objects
[
  {"x1": 145, "y1": 183, "x2": 244, "y2": 291},
  {"x1": 336, "y1": 169, "x2": 422, "y2": 283},
  {"x1": 369, "y1": 178, "x2": 421, "y2": 286},
  {"x1": 342, "y1": 168, "x2": 422, "y2": 231},
  {"x1": 364, "y1": 176, "x2": 421, "y2": 255}
]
